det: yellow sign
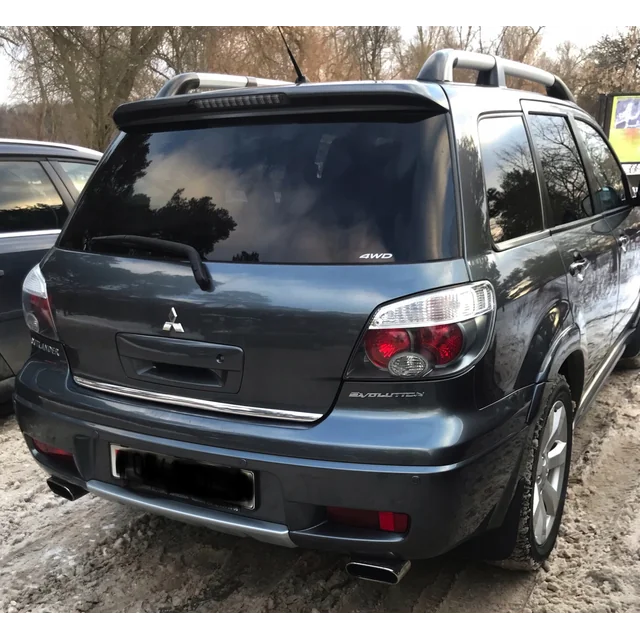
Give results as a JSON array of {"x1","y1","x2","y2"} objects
[{"x1": 609, "y1": 95, "x2": 640, "y2": 163}]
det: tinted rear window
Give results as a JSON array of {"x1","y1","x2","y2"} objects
[{"x1": 60, "y1": 114, "x2": 457, "y2": 263}]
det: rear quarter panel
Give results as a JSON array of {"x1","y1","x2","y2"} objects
[{"x1": 445, "y1": 86, "x2": 572, "y2": 407}]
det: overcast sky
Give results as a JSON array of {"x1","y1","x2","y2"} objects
[{"x1": 0, "y1": 26, "x2": 622, "y2": 105}]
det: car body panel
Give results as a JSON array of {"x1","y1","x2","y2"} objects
[
  {"x1": 0, "y1": 141, "x2": 100, "y2": 400},
  {"x1": 42, "y1": 250, "x2": 469, "y2": 416}
]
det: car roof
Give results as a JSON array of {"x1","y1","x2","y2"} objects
[
  {"x1": 0, "y1": 138, "x2": 102, "y2": 161},
  {"x1": 440, "y1": 82, "x2": 590, "y2": 119}
]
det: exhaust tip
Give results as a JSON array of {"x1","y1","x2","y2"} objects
[
  {"x1": 47, "y1": 477, "x2": 87, "y2": 501},
  {"x1": 345, "y1": 559, "x2": 411, "y2": 585}
]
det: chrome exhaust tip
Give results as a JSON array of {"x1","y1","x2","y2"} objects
[
  {"x1": 345, "y1": 558, "x2": 411, "y2": 585},
  {"x1": 47, "y1": 477, "x2": 88, "y2": 501}
]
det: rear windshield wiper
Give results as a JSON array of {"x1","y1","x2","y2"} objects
[{"x1": 89, "y1": 235, "x2": 213, "y2": 292}]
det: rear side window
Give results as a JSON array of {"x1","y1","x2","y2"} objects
[
  {"x1": 528, "y1": 114, "x2": 591, "y2": 227},
  {"x1": 574, "y1": 119, "x2": 626, "y2": 212},
  {"x1": 58, "y1": 161, "x2": 96, "y2": 195},
  {"x1": 59, "y1": 114, "x2": 457, "y2": 264},
  {"x1": 0, "y1": 161, "x2": 68, "y2": 234},
  {"x1": 478, "y1": 115, "x2": 543, "y2": 244}
]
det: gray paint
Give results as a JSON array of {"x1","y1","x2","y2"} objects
[{"x1": 12, "y1": 78, "x2": 640, "y2": 560}]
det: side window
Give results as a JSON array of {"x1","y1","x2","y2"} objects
[
  {"x1": 58, "y1": 161, "x2": 96, "y2": 195},
  {"x1": 0, "y1": 161, "x2": 68, "y2": 234},
  {"x1": 575, "y1": 119, "x2": 626, "y2": 212},
  {"x1": 528, "y1": 114, "x2": 591, "y2": 227},
  {"x1": 478, "y1": 115, "x2": 543, "y2": 244}
]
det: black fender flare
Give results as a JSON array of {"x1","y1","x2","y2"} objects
[{"x1": 527, "y1": 322, "x2": 583, "y2": 424}]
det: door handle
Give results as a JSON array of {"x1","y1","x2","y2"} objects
[
  {"x1": 618, "y1": 235, "x2": 630, "y2": 252},
  {"x1": 569, "y1": 253, "x2": 590, "y2": 282},
  {"x1": 0, "y1": 270, "x2": 4, "y2": 277}
]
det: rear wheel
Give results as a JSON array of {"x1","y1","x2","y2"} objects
[
  {"x1": 482, "y1": 375, "x2": 572, "y2": 570},
  {"x1": 617, "y1": 320, "x2": 640, "y2": 369},
  {"x1": 0, "y1": 400, "x2": 13, "y2": 418}
]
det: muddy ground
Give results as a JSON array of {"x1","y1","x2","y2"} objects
[{"x1": 2, "y1": 369, "x2": 640, "y2": 612}]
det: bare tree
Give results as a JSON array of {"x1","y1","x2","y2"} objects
[
  {"x1": 394, "y1": 27, "x2": 446, "y2": 77},
  {"x1": 2, "y1": 25, "x2": 640, "y2": 146},
  {"x1": 0, "y1": 26, "x2": 167, "y2": 148}
]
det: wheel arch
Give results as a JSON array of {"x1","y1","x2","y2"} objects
[
  {"x1": 527, "y1": 323, "x2": 585, "y2": 423},
  {"x1": 557, "y1": 350, "x2": 585, "y2": 409}
]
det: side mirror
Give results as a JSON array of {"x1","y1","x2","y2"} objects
[{"x1": 580, "y1": 194, "x2": 593, "y2": 217}]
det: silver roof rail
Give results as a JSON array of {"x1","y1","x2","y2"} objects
[
  {"x1": 417, "y1": 49, "x2": 575, "y2": 103},
  {"x1": 156, "y1": 72, "x2": 294, "y2": 99}
]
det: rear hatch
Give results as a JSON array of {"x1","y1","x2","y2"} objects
[{"x1": 45, "y1": 95, "x2": 463, "y2": 420}]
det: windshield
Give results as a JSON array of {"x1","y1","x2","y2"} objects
[{"x1": 60, "y1": 113, "x2": 457, "y2": 264}]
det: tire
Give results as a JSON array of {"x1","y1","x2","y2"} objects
[
  {"x1": 0, "y1": 400, "x2": 13, "y2": 418},
  {"x1": 482, "y1": 375, "x2": 573, "y2": 570},
  {"x1": 616, "y1": 355, "x2": 640, "y2": 370},
  {"x1": 617, "y1": 317, "x2": 640, "y2": 368}
]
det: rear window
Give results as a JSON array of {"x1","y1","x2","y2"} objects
[{"x1": 60, "y1": 114, "x2": 457, "y2": 263}]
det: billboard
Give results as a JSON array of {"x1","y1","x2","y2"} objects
[{"x1": 608, "y1": 95, "x2": 640, "y2": 165}]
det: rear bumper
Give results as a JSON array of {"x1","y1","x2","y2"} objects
[{"x1": 14, "y1": 361, "x2": 537, "y2": 560}]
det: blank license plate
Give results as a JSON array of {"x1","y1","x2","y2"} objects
[{"x1": 110, "y1": 444, "x2": 255, "y2": 510}]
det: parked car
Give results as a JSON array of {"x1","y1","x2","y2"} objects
[
  {"x1": 0, "y1": 139, "x2": 101, "y2": 414},
  {"x1": 13, "y1": 50, "x2": 640, "y2": 584}
]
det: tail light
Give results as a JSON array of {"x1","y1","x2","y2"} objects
[
  {"x1": 347, "y1": 282, "x2": 495, "y2": 380},
  {"x1": 22, "y1": 264, "x2": 58, "y2": 340},
  {"x1": 326, "y1": 507, "x2": 409, "y2": 533},
  {"x1": 32, "y1": 438, "x2": 73, "y2": 458}
]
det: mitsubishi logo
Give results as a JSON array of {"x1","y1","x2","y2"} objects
[{"x1": 162, "y1": 307, "x2": 184, "y2": 333}]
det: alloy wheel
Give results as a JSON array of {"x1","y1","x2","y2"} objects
[{"x1": 532, "y1": 400, "x2": 569, "y2": 546}]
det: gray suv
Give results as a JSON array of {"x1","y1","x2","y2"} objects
[
  {"x1": 13, "y1": 50, "x2": 640, "y2": 584},
  {"x1": 0, "y1": 139, "x2": 101, "y2": 413}
]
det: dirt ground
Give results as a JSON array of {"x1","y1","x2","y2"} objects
[{"x1": 2, "y1": 369, "x2": 640, "y2": 613}]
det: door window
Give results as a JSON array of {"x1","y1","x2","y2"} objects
[
  {"x1": 528, "y1": 114, "x2": 592, "y2": 227},
  {"x1": 575, "y1": 119, "x2": 627, "y2": 213},
  {"x1": 0, "y1": 161, "x2": 68, "y2": 234},
  {"x1": 58, "y1": 161, "x2": 96, "y2": 195}
]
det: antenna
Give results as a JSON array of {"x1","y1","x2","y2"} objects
[{"x1": 277, "y1": 27, "x2": 308, "y2": 85}]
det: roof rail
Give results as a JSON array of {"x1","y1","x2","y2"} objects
[
  {"x1": 417, "y1": 49, "x2": 575, "y2": 103},
  {"x1": 156, "y1": 72, "x2": 294, "y2": 99}
]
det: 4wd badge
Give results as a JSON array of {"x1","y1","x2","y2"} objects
[
  {"x1": 162, "y1": 307, "x2": 184, "y2": 333},
  {"x1": 359, "y1": 253, "x2": 393, "y2": 260}
]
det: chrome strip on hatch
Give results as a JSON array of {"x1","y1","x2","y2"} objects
[
  {"x1": 73, "y1": 375, "x2": 323, "y2": 423},
  {"x1": 86, "y1": 480, "x2": 296, "y2": 547},
  {"x1": 0, "y1": 229, "x2": 60, "y2": 239}
]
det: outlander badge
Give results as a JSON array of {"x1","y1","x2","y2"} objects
[{"x1": 163, "y1": 307, "x2": 184, "y2": 333}]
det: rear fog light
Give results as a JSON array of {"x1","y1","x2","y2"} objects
[
  {"x1": 32, "y1": 438, "x2": 73, "y2": 458},
  {"x1": 326, "y1": 506, "x2": 409, "y2": 533}
]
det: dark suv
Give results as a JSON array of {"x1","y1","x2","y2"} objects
[
  {"x1": 0, "y1": 139, "x2": 101, "y2": 413},
  {"x1": 13, "y1": 50, "x2": 640, "y2": 584}
]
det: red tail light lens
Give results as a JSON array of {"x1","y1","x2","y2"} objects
[
  {"x1": 418, "y1": 324, "x2": 464, "y2": 365},
  {"x1": 28, "y1": 294, "x2": 55, "y2": 330},
  {"x1": 32, "y1": 438, "x2": 73, "y2": 458},
  {"x1": 326, "y1": 507, "x2": 409, "y2": 533},
  {"x1": 346, "y1": 282, "x2": 496, "y2": 380},
  {"x1": 378, "y1": 511, "x2": 409, "y2": 533},
  {"x1": 364, "y1": 329, "x2": 411, "y2": 369},
  {"x1": 22, "y1": 265, "x2": 58, "y2": 339}
]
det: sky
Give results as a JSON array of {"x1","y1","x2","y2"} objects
[{"x1": 0, "y1": 26, "x2": 623, "y2": 105}]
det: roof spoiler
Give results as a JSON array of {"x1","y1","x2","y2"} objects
[
  {"x1": 113, "y1": 81, "x2": 449, "y2": 131},
  {"x1": 417, "y1": 49, "x2": 575, "y2": 103}
]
